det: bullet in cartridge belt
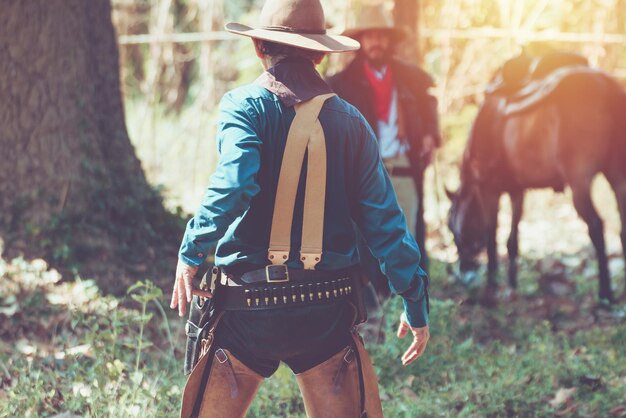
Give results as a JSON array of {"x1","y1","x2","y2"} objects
[{"x1": 216, "y1": 276, "x2": 354, "y2": 311}]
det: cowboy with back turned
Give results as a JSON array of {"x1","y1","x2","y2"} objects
[{"x1": 170, "y1": 0, "x2": 431, "y2": 416}]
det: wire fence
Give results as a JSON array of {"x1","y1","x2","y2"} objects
[
  {"x1": 118, "y1": 31, "x2": 237, "y2": 44},
  {"x1": 117, "y1": 29, "x2": 626, "y2": 45},
  {"x1": 117, "y1": 28, "x2": 626, "y2": 80},
  {"x1": 421, "y1": 28, "x2": 626, "y2": 44}
]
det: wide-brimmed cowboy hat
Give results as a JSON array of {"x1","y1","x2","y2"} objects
[
  {"x1": 225, "y1": 0, "x2": 360, "y2": 53},
  {"x1": 342, "y1": 5, "x2": 406, "y2": 41}
]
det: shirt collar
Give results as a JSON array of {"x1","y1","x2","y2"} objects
[
  {"x1": 255, "y1": 57, "x2": 333, "y2": 107},
  {"x1": 364, "y1": 61, "x2": 389, "y2": 80}
]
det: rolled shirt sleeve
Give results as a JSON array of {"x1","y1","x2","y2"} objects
[
  {"x1": 178, "y1": 93, "x2": 262, "y2": 266},
  {"x1": 353, "y1": 120, "x2": 430, "y2": 328}
]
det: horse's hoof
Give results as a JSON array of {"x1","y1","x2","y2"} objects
[
  {"x1": 501, "y1": 287, "x2": 518, "y2": 302},
  {"x1": 599, "y1": 293, "x2": 616, "y2": 304},
  {"x1": 458, "y1": 270, "x2": 481, "y2": 288},
  {"x1": 593, "y1": 299, "x2": 626, "y2": 321}
]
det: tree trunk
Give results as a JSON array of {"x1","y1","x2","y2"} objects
[
  {"x1": 393, "y1": 0, "x2": 420, "y2": 63},
  {"x1": 0, "y1": 0, "x2": 180, "y2": 293}
]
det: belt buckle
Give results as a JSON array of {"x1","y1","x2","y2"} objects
[
  {"x1": 215, "y1": 348, "x2": 228, "y2": 364},
  {"x1": 265, "y1": 264, "x2": 289, "y2": 283}
]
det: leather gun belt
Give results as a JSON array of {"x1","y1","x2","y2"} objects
[{"x1": 216, "y1": 266, "x2": 356, "y2": 311}]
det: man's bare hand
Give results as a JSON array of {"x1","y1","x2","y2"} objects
[
  {"x1": 170, "y1": 260, "x2": 200, "y2": 317},
  {"x1": 396, "y1": 313, "x2": 430, "y2": 366}
]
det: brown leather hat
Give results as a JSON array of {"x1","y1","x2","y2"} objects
[
  {"x1": 342, "y1": 5, "x2": 406, "y2": 41},
  {"x1": 226, "y1": 0, "x2": 360, "y2": 53}
]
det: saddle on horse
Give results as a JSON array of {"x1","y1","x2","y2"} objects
[{"x1": 486, "y1": 52, "x2": 593, "y2": 115}]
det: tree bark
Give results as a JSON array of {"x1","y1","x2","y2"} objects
[
  {"x1": 0, "y1": 0, "x2": 180, "y2": 292},
  {"x1": 393, "y1": 0, "x2": 420, "y2": 63}
]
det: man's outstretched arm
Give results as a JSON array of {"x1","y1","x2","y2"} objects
[{"x1": 352, "y1": 118, "x2": 430, "y2": 364}]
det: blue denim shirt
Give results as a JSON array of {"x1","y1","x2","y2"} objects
[{"x1": 179, "y1": 59, "x2": 429, "y2": 327}]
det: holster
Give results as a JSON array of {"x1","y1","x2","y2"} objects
[
  {"x1": 184, "y1": 265, "x2": 220, "y2": 375},
  {"x1": 350, "y1": 266, "x2": 369, "y2": 325}
]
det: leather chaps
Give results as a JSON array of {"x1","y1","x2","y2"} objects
[
  {"x1": 185, "y1": 334, "x2": 384, "y2": 418},
  {"x1": 296, "y1": 331, "x2": 384, "y2": 418}
]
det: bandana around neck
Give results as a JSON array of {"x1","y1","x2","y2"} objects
[{"x1": 363, "y1": 61, "x2": 394, "y2": 123}]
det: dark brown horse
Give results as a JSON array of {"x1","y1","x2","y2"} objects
[{"x1": 447, "y1": 56, "x2": 626, "y2": 302}]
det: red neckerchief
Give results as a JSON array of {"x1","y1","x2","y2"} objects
[{"x1": 363, "y1": 61, "x2": 394, "y2": 123}]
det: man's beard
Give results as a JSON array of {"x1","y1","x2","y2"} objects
[{"x1": 364, "y1": 48, "x2": 392, "y2": 69}]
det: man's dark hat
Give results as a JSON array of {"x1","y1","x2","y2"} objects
[{"x1": 226, "y1": 0, "x2": 360, "y2": 53}]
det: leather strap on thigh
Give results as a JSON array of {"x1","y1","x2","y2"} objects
[
  {"x1": 295, "y1": 336, "x2": 384, "y2": 418},
  {"x1": 195, "y1": 348, "x2": 264, "y2": 418},
  {"x1": 350, "y1": 331, "x2": 384, "y2": 418},
  {"x1": 296, "y1": 345, "x2": 361, "y2": 418}
]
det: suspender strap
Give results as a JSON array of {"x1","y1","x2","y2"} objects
[
  {"x1": 300, "y1": 119, "x2": 326, "y2": 269},
  {"x1": 267, "y1": 93, "x2": 335, "y2": 269}
]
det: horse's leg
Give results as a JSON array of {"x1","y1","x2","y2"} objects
[
  {"x1": 617, "y1": 188, "x2": 626, "y2": 296},
  {"x1": 477, "y1": 191, "x2": 501, "y2": 306},
  {"x1": 604, "y1": 170, "x2": 626, "y2": 296},
  {"x1": 507, "y1": 191, "x2": 524, "y2": 289},
  {"x1": 413, "y1": 167, "x2": 428, "y2": 274},
  {"x1": 571, "y1": 180, "x2": 614, "y2": 302},
  {"x1": 484, "y1": 192, "x2": 501, "y2": 288},
  {"x1": 618, "y1": 188, "x2": 626, "y2": 296}
]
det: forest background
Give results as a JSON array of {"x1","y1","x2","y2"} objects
[{"x1": 1, "y1": 0, "x2": 626, "y2": 416}]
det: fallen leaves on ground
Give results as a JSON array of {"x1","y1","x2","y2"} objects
[{"x1": 548, "y1": 387, "x2": 577, "y2": 409}]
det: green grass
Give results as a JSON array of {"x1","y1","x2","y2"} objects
[{"x1": 1, "y1": 256, "x2": 625, "y2": 417}]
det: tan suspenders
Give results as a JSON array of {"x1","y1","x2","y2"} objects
[{"x1": 267, "y1": 93, "x2": 336, "y2": 270}]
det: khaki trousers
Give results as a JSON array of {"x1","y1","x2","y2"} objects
[{"x1": 383, "y1": 154, "x2": 418, "y2": 236}]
